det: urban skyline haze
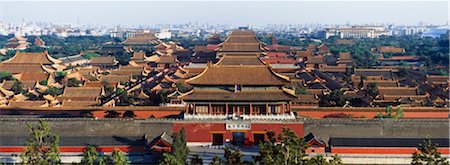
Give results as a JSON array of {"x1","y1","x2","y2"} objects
[{"x1": 0, "y1": 1, "x2": 448, "y2": 26}]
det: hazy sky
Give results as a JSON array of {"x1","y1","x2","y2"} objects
[{"x1": 1, "y1": 1, "x2": 448, "y2": 26}]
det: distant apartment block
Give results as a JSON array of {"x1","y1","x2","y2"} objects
[{"x1": 320, "y1": 26, "x2": 390, "y2": 39}]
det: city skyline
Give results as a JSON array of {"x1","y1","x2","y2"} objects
[{"x1": 0, "y1": 1, "x2": 448, "y2": 26}]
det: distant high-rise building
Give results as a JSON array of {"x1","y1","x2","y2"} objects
[{"x1": 320, "y1": 26, "x2": 390, "y2": 39}]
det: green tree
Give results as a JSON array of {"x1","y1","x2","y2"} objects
[
  {"x1": 209, "y1": 154, "x2": 222, "y2": 165},
  {"x1": 159, "y1": 128, "x2": 189, "y2": 165},
  {"x1": 11, "y1": 81, "x2": 25, "y2": 94},
  {"x1": 54, "y1": 71, "x2": 67, "y2": 83},
  {"x1": 39, "y1": 80, "x2": 48, "y2": 86},
  {"x1": 160, "y1": 153, "x2": 179, "y2": 165},
  {"x1": 375, "y1": 106, "x2": 404, "y2": 119},
  {"x1": 104, "y1": 110, "x2": 121, "y2": 118},
  {"x1": 257, "y1": 128, "x2": 308, "y2": 165},
  {"x1": 159, "y1": 90, "x2": 170, "y2": 104},
  {"x1": 176, "y1": 82, "x2": 193, "y2": 93},
  {"x1": 110, "y1": 148, "x2": 129, "y2": 165},
  {"x1": 122, "y1": 110, "x2": 136, "y2": 118},
  {"x1": 411, "y1": 137, "x2": 449, "y2": 165},
  {"x1": 81, "y1": 145, "x2": 99, "y2": 165},
  {"x1": 20, "y1": 119, "x2": 61, "y2": 164},
  {"x1": 190, "y1": 154, "x2": 203, "y2": 165},
  {"x1": 224, "y1": 147, "x2": 244, "y2": 165},
  {"x1": 319, "y1": 90, "x2": 346, "y2": 107},
  {"x1": 366, "y1": 82, "x2": 379, "y2": 97},
  {"x1": 257, "y1": 128, "x2": 342, "y2": 165},
  {"x1": 44, "y1": 87, "x2": 63, "y2": 96},
  {"x1": 0, "y1": 72, "x2": 13, "y2": 82},
  {"x1": 294, "y1": 84, "x2": 307, "y2": 95},
  {"x1": 306, "y1": 154, "x2": 343, "y2": 165},
  {"x1": 67, "y1": 78, "x2": 81, "y2": 87}
]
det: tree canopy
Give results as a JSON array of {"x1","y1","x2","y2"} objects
[{"x1": 20, "y1": 119, "x2": 61, "y2": 164}]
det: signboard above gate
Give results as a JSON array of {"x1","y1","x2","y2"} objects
[{"x1": 226, "y1": 122, "x2": 251, "y2": 130}]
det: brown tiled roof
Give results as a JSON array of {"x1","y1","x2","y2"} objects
[
  {"x1": 123, "y1": 33, "x2": 159, "y2": 45},
  {"x1": 111, "y1": 66, "x2": 143, "y2": 75},
  {"x1": 378, "y1": 87, "x2": 418, "y2": 96},
  {"x1": 267, "y1": 44, "x2": 291, "y2": 52},
  {"x1": 221, "y1": 43, "x2": 261, "y2": 52},
  {"x1": 19, "y1": 72, "x2": 48, "y2": 81},
  {"x1": 90, "y1": 56, "x2": 116, "y2": 64},
  {"x1": 182, "y1": 89, "x2": 296, "y2": 101},
  {"x1": 379, "y1": 56, "x2": 418, "y2": 61},
  {"x1": 296, "y1": 50, "x2": 313, "y2": 57},
  {"x1": 354, "y1": 69, "x2": 393, "y2": 80},
  {"x1": 0, "y1": 64, "x2": 45, "y2": 74},
  {"x1": 426, "y1": 75, "x2": 449, "y2": 83},
  {"x1": 8, "y1": 101, "x2": 46, "y2": 107},
  {"x1": 384, "y1": 95, "x2": 428, "y2": 102},
  {"x1": 306, "y1": 56, "x2": 324, "y2": 64},
  {"x1": 225, "y1": 36, "x2": 259, "y2": 44},
  {"x1": 59, "y1": 87, "x2": 102, "y2": 102},
  {"x1": 1, "y1": 52, "x2": 59, "y2": 64},
  {"x1": 319, "y1": 65, "x2": 347, "y2": 72},
  {"x1": 110, "y1": 69, "x2": 142, "y2": 75},
  {"x1": 229, "y1": 30, "x2": 256, "y2": 36},
  {"x1": 296, "y1": 94, "x2": 319, "y2": 102},
  {"x1": 62, "y1": 100, "x2": 99, "y2": 107},
  {"x1": 216, "y1": 55, "x2": 264, "y2": 66},
  {"x1": 343, "y1": 90, "x2": 360, "y2": 98},
  {"x1": 101, "y1": 75, "x2": 130, "y2": 84},
  {"x1": 193, "y1": 46, "x2": 208, "y2": 52},
  {"x1": 158, "y1": 56, "x2": 177, "y2": 64},
  {"x1": 354, "y1": 80, "x2": 398, "y2": 87},
  {"x1": 338, "y1": 52, "x2": 352, "y2": 60},
  {"x1": 305, "y1": 89, "x2": 327, "y2": 95},
  {"x1": 2, "y1": 81, "x2": 36, "y2": 90},
  {"x1": 186, "y1": 65, "x2": 290, "y2": 86},
  {"x1": 131, "y1": 51, "x2": 146, "y2": 60},
  {"x1": 317, "y1": 44, "x2": 330, "y2": 54},
  {"x1": 84, "y1": 81, "x2": 103, "y2": 87},
  {"x1": 377, "y1": 46, "x2": 405, "y2": 53}
]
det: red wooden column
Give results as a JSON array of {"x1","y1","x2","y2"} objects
[
  {"x1": 193, "y1": 103, "x2": 196, "y2": 115},
  {"x1": 225, "y1": 103, "x2": 229, "y2": 115},
  {"x1": 265, "y1": 103, "x2": 269, "y2": 115},
  {"x1": 249, "y1": 103, "x2": 253, "y2": 116},
  {"x1": 281, "y1": 104, "x2": 285, "y2": 114},
  {"x1": 287, "y1": 103, "x2": 291, "y2": 114},
  {"x1": 209, "y1": 103, "x2": 212, "y2": 115},
  {"x1": 185, "y1": 103, "x2": 189, "y2": 114}
]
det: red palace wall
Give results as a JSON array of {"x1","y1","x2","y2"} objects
[
  {"x1": 0, "y1": 146, "x2": 145, "y2": 153},
  {"x1": 298, "y1": 110, "x2": 449, "y2": 119},
  {"x1": 331, "y1": 147, "x2": 450, "y2": 155},
  {"x1": 173, "y1": 122, "x2": 304, "y2": 145},
  {"x1": 92, "y1": 110, "x2": 181, "y2": 118}
]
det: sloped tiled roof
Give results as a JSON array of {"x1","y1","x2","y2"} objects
[
  {"x1": 1, "y1": 52, "x2": 60, "y2": 64},
  {"x1": 90, "y1": 56, "x2": 116, "y2": 65},
  {"x1": 378, "y1": 87, "x2": 418, "y2": 96},
  {"x1": 216, "y1": 55, "x2": 264, "y2": 66},
  {"x1": 123, "y1": 33, "x2": 159, "y2": 45},
  {"x1": 182, "y1": 89, "x2": 296, "y2": 101},
  {"x1": 186, "y1": 65, "x2": 290, "y2": 86},
  {"x1": 0, "y1": 64, "x2": 46, "y2": 74},
  {"x1": 19, "y1": 72, "x2": 48, "y2": 81}
]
